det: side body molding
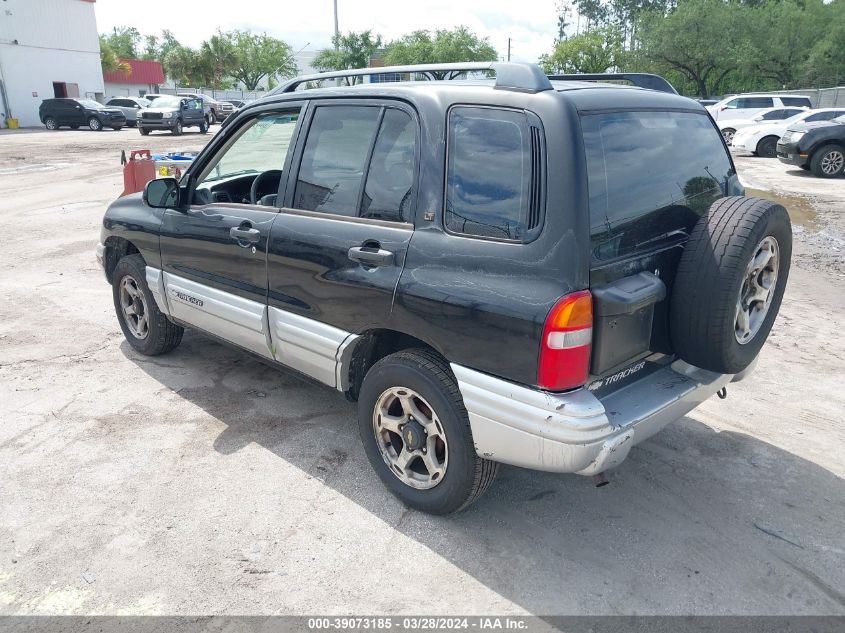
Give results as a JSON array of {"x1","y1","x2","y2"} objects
[
  {"x1": 268, "y1": 308, "x2": 360, "y2": 389},
  {"x1": 148, "y1": 268, "x2": 359, "y2": 391}
]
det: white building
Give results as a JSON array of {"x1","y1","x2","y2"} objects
[{"x1": 0, "y1": 0, "x2": 104, "y2": 128}]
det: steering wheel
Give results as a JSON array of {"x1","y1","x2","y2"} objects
[{"x1": 250, "y1": 170, "x2": 283, "y2": 205}]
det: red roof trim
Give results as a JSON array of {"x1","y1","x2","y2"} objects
[{"x1": 103, "y1": 59, "x2": 165, "y2": 85}]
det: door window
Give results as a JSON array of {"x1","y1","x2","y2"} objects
[
  {"x1": 198, "y1": 110, "x2": 301, "y2": 191},
  {"x1": 736, "y1": 97, "x2": 773, "y2": 109},
  {"x1": 760, "y1": 108, "x2": 802, "y2": 120},
  {"x1": 293, "y1": 106, "x2": 381, "y2": 216},
  {"x1": 360, "y1": 109, "x2": 416, "y2": 222}
]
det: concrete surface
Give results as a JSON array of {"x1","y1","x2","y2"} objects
[{"x1": 0, "y1": 127, "x2": 843, "y2": 616}]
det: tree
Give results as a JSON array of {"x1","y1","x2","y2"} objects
[
  {"x1": 198, "y1": 31, "x2": 236, "y2": 88},
  {"x1": 162, "y1": 45, "x2": 200, "y2": 85},
  {"x1": 100, "y1": 26, "x2": 141, "y2": 59},
  {"x1": 141, "y1": 30, "x2": 181, "y2": 62},
  {"x1": 383, "y1": 27, "x2": 497, "y2": 78},
  {"x1": 540, "y1": 27, "x2": 624, "y2": 74},
  {"x1": 805, "y1": 0, "x2": 845, "y2": 86},
  {"x1": 638, "y1": 0, "x2": 744, "y2": 97},
  {"x1": 312, "y1": 31, "x2": 383, "y2": 84},
  {"x1": 99, "y1": 38, "x2": 130, "y2": 74},
  {"x1": 227, "y1": 30, "x2": 297, "y2": 90}
]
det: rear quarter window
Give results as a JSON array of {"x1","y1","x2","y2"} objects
[
  {"x1": 582, "y1": 110, "x2": 733, "y2": 262},
  {"x1": 781, "y1": 97, "x2": 812, "y2": 107}
]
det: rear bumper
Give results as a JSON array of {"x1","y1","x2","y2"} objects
[{"x1": 452, "y1": 359, "x2": 743, "y2": 475}]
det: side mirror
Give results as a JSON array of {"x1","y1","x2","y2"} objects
[{"x1": 143, "y1": 177, "x2": 180, "y2": 209}]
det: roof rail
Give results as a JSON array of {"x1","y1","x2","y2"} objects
[
  {"x1": 269, "y1": 61, "x2": 553, "y2": 95},
  {"x1": 547, "y1": 73, "x2": 677, "y2": 94}
]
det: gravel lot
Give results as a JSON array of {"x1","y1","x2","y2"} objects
[{"x1": 0, "y1": 127, "x2": 843, "y2": 616}]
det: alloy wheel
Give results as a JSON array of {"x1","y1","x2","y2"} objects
[
  {"x1": 735, "y1": 236, "x2": 779, "y2": 344},
  {"x1": 820, "y1": 149, "x2": 844, "y2": 176},
  {"x1": 372, "y1": 386, "x2": 448, "y2": 490},
  {"x1": 119, "y1": 275, "x2": 149, "y2": 339}
]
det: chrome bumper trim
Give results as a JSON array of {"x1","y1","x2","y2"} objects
[{"x1": 452, "y1": 360, "x2": 734, "y2": 475}]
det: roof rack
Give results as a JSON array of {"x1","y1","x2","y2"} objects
[
  {"x1": 269, "y1": 63, "x2": 676, "y2": 96},
  {"x1": 547, "y1": 73, "x2": 677, "y2": 94},
  {"x1": 270, "y1": 62, "x2": 554, "y2": 95}
]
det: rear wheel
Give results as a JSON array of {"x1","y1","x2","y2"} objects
[
  {"x1": 810, "y1": 144, "x2": 845, "y2": 178},
  {"x1": 721, "y1": 128, "x2": 736, "y2": 146},
  {"x1": 88, "y1": 117, "x2": 102, "y2": 131},
  {"x1": 357, "y1": 349, "x2": 498, "y2": 514},
  {"x1": 670, "y1": 197, "x2": 791, "y2": 374},
  {"x1": 756, "y1": 136, "x2": 779, "y2": 158},
  {"x1": 44, "y1": 117, "x2": 58, "y2": 130},
  {"x1": 112, "y1": 254, "x2": 183, "y2": 356}
]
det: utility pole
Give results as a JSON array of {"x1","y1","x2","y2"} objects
[
  {"x1": 333, "y1": 0, "x2": 339, "y2": 47},
  {"x1": 507, "y1": 38, "x2": 511, "y2": 62}
]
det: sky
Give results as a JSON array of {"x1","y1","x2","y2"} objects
[{"x1": 93, "y1": 0, "x2": 561, "y2": 67}]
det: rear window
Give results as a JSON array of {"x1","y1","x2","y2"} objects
[
  {"x1": 781, "y1": 97, "x2": 812, "y2": 107},
  {"x1": 582, "y1": 110, "x2": 733, "y2": 262}
]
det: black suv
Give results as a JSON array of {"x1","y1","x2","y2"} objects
[
  {"x1": 39, "y1": 98, "x2": 126, "y2": 131},
  {"x1": 777, "y1": 114, "x2": 845, "y2": 178},
  {"x1": 96, "y1": 63, "x2": 792, "y2": 514}
]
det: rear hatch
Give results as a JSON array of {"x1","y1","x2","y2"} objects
[{"x1": 579, "y1": 108, "x2": 739, "y2": 386}]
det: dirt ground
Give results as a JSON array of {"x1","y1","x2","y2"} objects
[{"x1": 0, "y1": 127, "x2": 843, "y2": 616}]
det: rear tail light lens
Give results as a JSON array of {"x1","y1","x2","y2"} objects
[{"x1": 538, "y1": 290, "x2": 593, "y2": 391}]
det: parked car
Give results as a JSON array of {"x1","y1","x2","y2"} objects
[
  {"x1": 137, "y1": 96, "x2": 208, "y2": 136},
  {"x1": 96, "y1": 63, "x2": 791, "y2": 514},
  {"x1": 142, "y1": 94, "x2": 167, "y2": 103},
  {"x1": 178, "y1": 93, "x2": 235, "y2": 123},
  {"x1": 697, "y1": 99, "x2": 719, "y2": 107},
  {"x1": 105, "y1": 97, "x2": 151, "y2": 127},
  {"x1": 778, "y1": 114, "x2": 845, "y2": 178},
  {"x1": 717, "y1": 106, "x2": 808, "y2": 146},
  {"x1": 223, "y1": 99, "x2": 251, "y2": 109},
  {"x1": 707, "y1": 94, "x2": 812, "y2": 121},
  {"x1": 39, "y1": 98, "x2": 126, "y2": 131},
  {"x1": 731, "y1": 108, "x2": 845, "y2": 158}
]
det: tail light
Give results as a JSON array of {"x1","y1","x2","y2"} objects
[{"x1": 538, "y1": 290, "x2": 593, "y2": 391}]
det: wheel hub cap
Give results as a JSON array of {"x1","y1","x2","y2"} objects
[
  {"x1": 735, "y1": 236, "x2": 779, "y2": 345},
  {"x1": 373, "y1": 387, "x2": 448, "y2": 490}
]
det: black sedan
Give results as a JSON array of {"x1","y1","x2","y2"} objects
[{"x1": 777, "y1": 115, "x2": 845, "y2": 178}]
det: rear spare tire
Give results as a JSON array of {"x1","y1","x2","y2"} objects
[{"x1": 670, "y1": 197, "x2": 791, "y2": 374}]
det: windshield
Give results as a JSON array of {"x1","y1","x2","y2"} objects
[
  {"x1": 78, "y1": 99, "x2": 104, "y2": 109},
  {"x1": 151, "y1": 96, "x2": 182, "y2": 109}
]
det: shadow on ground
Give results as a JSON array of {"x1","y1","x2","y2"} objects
[{"x1": 123, "y1": 332, "x2": 845, "y2": 615}]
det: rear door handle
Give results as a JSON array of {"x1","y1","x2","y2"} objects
[
  {"x1": 230, "y1": 226, "x2": 261, "y2": 244},
  {"x1": 348, "y1": 246, "x2": 394, "y2": 267}
]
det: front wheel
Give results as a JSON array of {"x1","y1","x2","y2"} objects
[
  {"x1": 112, "y1": 254, "x2": 183, "y2": 356},
  {"x1": 199, "y1": 119, "x2": 209, "y2": 134},
  {"x1": 139, "y1": 128, "x2": 150, "y2": 136},
  {"x1": 810, "y1": 144, "x2": 845, "y2": 178},
  {"x1": 88, "y1": 117, "x2": 102, "y2": 131},
  {"x1": 44, "y1": 117, "x2": 58, "y2": 130},
  {"x1": 172, "y1": 120, "x2": 183, "y2": 135},
  {"x1": 357, "y1": 349, "x2": 498, "y2": 514},
  {"x1": 756, "y1": 136, "x2": 779, "y2": 159}
]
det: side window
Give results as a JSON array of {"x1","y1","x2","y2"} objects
[
  {"x1": 294, "y1": 106, "x2": 381, "y2": 216},
  {"x1": 198, "y1": 110, "x2": 301, "y2": 192},
  {"x1": 360, "y1": 109, "x2": 416, "y2": 222},
  {"x1": 445, "y1": 107, "x2": 535, "y2": 241},
  {"x1": 762, "y1": 109, "x2": 797, "y2": 120},
  {"x1": 806, "y1": 111, "x2": 843, "y2": 122},
  {"x1": 724, "y1": 99, "x2": 739, "y2": 109},
  {"x1": 782, "y1": 97, "x2": 811, "y2": 107}
]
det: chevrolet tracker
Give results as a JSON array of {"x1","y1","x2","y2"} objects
[{"x1": 97, "y1": 62, "x2": 792, "y2": 514}]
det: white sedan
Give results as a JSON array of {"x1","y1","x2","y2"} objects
[
  {"x1": 717, "y1": 107, "x2": 807, "y2": 146},
  {"x1": 731, "y1": 108, "x2": 845, "y2": 157}
]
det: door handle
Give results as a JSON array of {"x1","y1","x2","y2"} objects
[
  {"x1": 230, "y1": 226, "x2": 261, "y2": 244},
  {"x1": 348, "y1": 246, "x2": 394, "y2": 267}
]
